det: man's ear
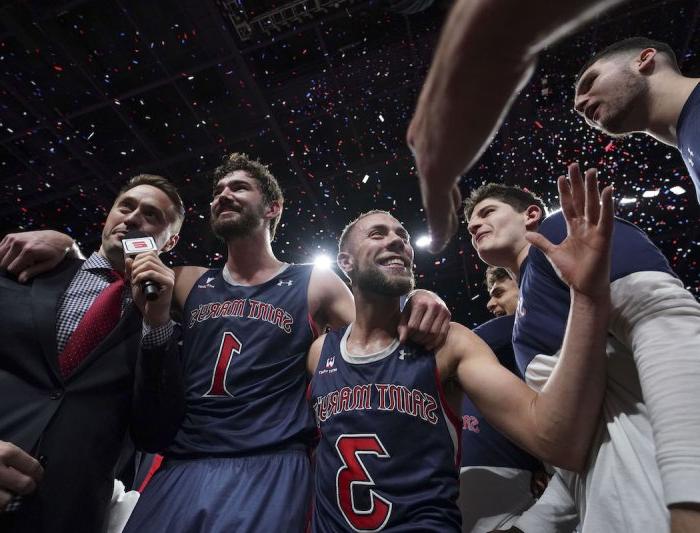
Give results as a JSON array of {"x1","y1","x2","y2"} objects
[
  {"x1": 161, "y1": 233, "x2": 180, "y2": 254},
  {"x1": 265, "y1": 200, "x2": 283, "y2": 220},
  {"x1": 524, "y1": 205, "x2": 543, "y2": 231},
  {"x1": 337, "y1": 251, "x2": 354, "y2": 281},
  {"x1": 637, "y1": 47, "x2": 657, "y2": 73}
]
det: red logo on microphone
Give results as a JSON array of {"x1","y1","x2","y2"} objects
[{"x1": 122, "y1": 236, "x2": 158, "y2": 255}]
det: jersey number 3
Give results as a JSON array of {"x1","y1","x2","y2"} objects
[
  {"x1": 204, "y1": 332, "x2": 242, "y2": 397},
  {"x1": 336, "y1": 434, "x2": 392, "y2": 532}
]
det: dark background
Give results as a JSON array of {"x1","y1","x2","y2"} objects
[{"x1": 1, "y1": 0, "x2": 698, "y2": 327}]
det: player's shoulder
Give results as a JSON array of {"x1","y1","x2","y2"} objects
[
  {"x1": 173, "y1": 265, "x2": 212, "y2": 308},
  {"x1": 441, "y1": 322, "x2": 480, "y2": 354}
]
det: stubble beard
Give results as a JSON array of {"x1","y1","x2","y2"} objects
[
  {"x1": 355, "y1": 264, "x2": 415, "y2": 297},
  {"x1": 599, "y1": 71, "x2": 649, "y2": 136},
  {"x1": 210, "y1": 204, "x2": 265, "y2": 241}
]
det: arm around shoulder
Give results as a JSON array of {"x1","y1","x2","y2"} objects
[{"x1": 308, "y1": 265, "x2": 354, "y2": 332}]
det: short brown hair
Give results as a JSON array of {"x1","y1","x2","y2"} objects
[
  {"x1": 119, "y1": 173, "x2": 185, "y2": 233},
  {"x1": 485, "y1": 266, "x2": 513, "y2": 291},
  {"x1": 211, "y1": 152, "x2": 284, "y2": 239},
  {"x1": 463, "y1": 183, "x2": 546, "y2": 223},
  {"x1": 338, "y1": 210, "x2": 393, "y2": 253},
  {"x1": 576, "y1": 37, "x2": 680, "y2": 82}
]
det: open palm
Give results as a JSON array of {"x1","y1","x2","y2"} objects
[{"x1": 526, "y1": 164, "x2": 613, "y2": 300}]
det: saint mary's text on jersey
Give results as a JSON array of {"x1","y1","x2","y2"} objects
[
  {"x1": 313, "y1": 383, "x2": 440, "y2": 426},
  {"x1": 188, "y1": 298, "x2": 294, "y2": 333}
]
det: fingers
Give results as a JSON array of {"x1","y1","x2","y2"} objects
[
  {"x1": 397, "y1": 313, "x2": 409, "y2": 344},
  {"x1": 425, "y1": 312, "x2": 451, "y2": 351},
  {"x1": 0, "y1": 231, "x2": 70, "y2": 282},
  {"x1": 129, "y1": 253, "x2": 174, "y2": 291},
  {"x1": 124, "y1": 257, "x2": 134, "y2": 280},
  {"x1": 557, "y1": 175, "x2": 576, "y2": 223},
  {"x1": 0, "y1": 236, "x2": 21, "y2": 272},
  {"x1": 524, "y1": 231, "x2": 554, "y2": 256},
  {"x1": 599, "y1": 184, "x2": 615, "y2": 240},
  {"x1": 401, "y1": 290, "x2": 451, "y2": 349},
  {"x1": 425, "y1": 185, "x2": 461, "y2": 254},
  {"x1": 0, "y1": 441, "x2": 43, "y2": 498},
  {"x1": 18, "y1": 263, "x2": 50, "y2": 285},
  {"x1": 583, "y1": 168, "x2": 600, "y2": 223},
  {"x1": 401, "y1": 298, "x2": 426, "y2": 344},
  {"x1": 567, "y1": 163, "x2": 585, "y2": 216},
  {"x1": 411, "y1": 304, "x2": 437, "y2": 346},
  {"x1": 7, "y1": 249, "x2": 35, "y2": 279}
]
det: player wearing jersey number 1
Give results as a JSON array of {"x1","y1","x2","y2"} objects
[{"x1": 307, "y1": 168, "x2": 613, "y2": 531}]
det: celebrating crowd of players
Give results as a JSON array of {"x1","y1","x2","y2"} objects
[{"x1": 1, "y1": 2, "x2": 700, "y2": 531}]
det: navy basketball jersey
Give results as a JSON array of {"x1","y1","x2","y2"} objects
[
  {"x1": 513, "y1": 212, "x2": 675, "y2": 375},
  {"x1": 310, "y1": 326, "x2": 461, "y2": 533},
  {"x1": 461, "y1": 315, "x2": 541, "y2": 471},
  {"x1": 167, "y1": 263, "x2": 317, "y2": 457},
  {"x1": 677, "y1": 82, "x2": 700, "y2": 203}
]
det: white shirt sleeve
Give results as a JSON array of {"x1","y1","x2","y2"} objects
[
  {"x1": 609, "y1": 271, "x2": 700, "y2": 507},
  {"x1": 514, "y1": 471, "x2": 579, "y2": 533}
]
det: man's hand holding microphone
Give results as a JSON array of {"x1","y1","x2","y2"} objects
[{"x1": 122, "y1": 231, "x2": 175, "y2": 327}]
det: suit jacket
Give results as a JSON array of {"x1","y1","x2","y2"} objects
[{"x1": 0, "y1": 258, "x2": 184, "y2": 533}]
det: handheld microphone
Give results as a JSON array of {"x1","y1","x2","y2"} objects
[{"x1": 122, "y1": 230, "x2": 160, "y2": 301}]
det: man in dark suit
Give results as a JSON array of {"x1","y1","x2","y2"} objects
[{"x1": 0, "y1": 174, "x2": 186, "y2": 533}]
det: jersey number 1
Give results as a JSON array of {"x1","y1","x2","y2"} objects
[
  {"x1": 204, "y1": 332, "x2": 242, "y2": 397},
  {"x1": 335, "y1": 434, "x2": 392, "y2": 532}
]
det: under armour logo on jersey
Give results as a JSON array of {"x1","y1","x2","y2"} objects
[
  {"x1": 398, "y1": 348, "x2": 413, "y2": 360},
  {"x1": 278, "y1": 279, "x2": 294, "y2": 286},
  {"x1": 197, "y1": 277, "x2": 216, "y2": 289},
  {"x1": 326, "y1": 357, "x2": 335, "y2": 368}
]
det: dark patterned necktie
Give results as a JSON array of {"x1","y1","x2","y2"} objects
[{"x1": 58, "y1": 270, "x2": 125, "y2": 378}]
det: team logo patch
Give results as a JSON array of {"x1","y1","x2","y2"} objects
[{"x1": 319, "y1": 355, "x2": 338, "y2": 375}]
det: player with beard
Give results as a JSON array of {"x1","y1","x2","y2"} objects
[
  {"x1": 574, "y1": 37, "x2": 700, "y2": 205},
  {"x1": 117, "y1": 153, "x2": 451, "y2": 533},
  {"x1": 307, "y1": 166, "x2": 613, "y2": 532}
]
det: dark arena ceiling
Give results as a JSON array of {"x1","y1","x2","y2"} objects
[{"x1": 1, "y1": 0, "x2": 698, "y2": 326}]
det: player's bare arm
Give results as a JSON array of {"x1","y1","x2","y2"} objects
[
  {"x1": 306, "y1": 334, "x2": 327, "y2": 376},
  {"x1": 442, "y1": 164, "x2": 612, "y2": 470},
  {"x1": 407, "y1": 0, "x2": 625, "y2": 252},
  {"x1": 308, "y1": 265, "x2": 356, "y2": 332},
  {"x1": 437, "y1": 321, "x2": 595, "y2": 471},
  {"x1": 172, "y1": 265, "x2": 209, "y2": 310}
]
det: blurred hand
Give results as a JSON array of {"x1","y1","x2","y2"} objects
[{"x1": 0, "y1": 441, "x2": 43, "y2": 512}]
